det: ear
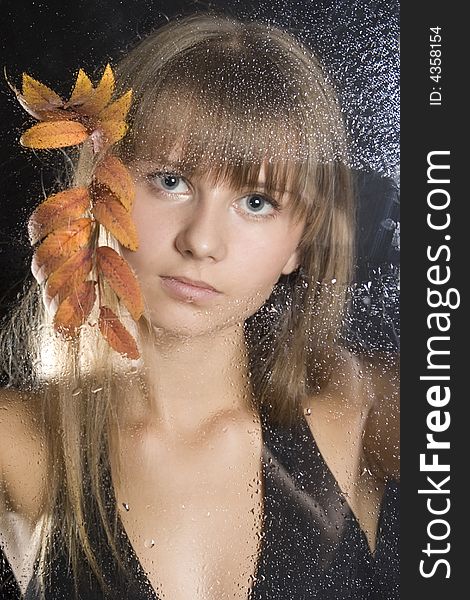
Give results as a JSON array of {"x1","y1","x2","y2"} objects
[{"x1": 281, "y1": 248, "x2": 301, "y2": 276}]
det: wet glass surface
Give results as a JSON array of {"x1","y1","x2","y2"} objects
[{"x1": 0, "y1": 2, "x2": 399, "y2": 599}]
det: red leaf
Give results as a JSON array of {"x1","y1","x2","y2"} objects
[
  {"x1": 28, "y1": 187, "x2": 90, "y2": 245},
  {"x1": 45, "y1": 247, "x2": 93, "y2": 303},
  {"x1": 98, "y1": 306, "x2": 140, "y2": 359},
  {"x1": 92, "y1": 188, "x2": 138, "y2": 251},
  {"x1": 54, "y1": 280, "x2": 96, "y2": 336},
  {"x1": 93, "y1": 155, "x2": 135, "y2": 211},
  {"x1": 96, "y1": 246, "x2": 143, "y2": 320},
  {"x1": 32, "y1": 218, "x2": 93, "y2": 282}
]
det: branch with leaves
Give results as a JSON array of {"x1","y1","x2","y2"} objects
[{"x1": 8, "y1": 65, "x2": 144, "y2": 359}]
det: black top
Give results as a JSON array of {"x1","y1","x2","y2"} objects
[{"x1": 4, "y1": 411, "x2": 399, "y2": 599}]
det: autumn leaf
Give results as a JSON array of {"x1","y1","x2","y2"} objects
[
  {"x1": 88, "y1": 64, "x2": 115, "y2": 113},
  {"x1": 96, "y1": 246, "x2": 143, "y2": 320},
  {"x1": 54, "y1": 280, "x2": 96, "y2": 336},
  {"x1": 99, "y1": 120, "x2": 128, "y2": 145},
  {"x1": 45, "y1": 247, "x2": 93, "y2": 303},
  {"x1": 32, "y1": 218, "x2": 93, "y2": 282},
  {"x1": 67, "y1": 68, "x2": 94, "y2": 107},
  {"x1": 98, "y1": 306, "x2": 140, "y2": 359},
  {"x1": 20, "y1": 120, "x2": 89, "y2": 149},
  {"x1": 76, "y1": 64, "x2": 115, "y2": 116},
  {"x1": 22, "y1": 73, "x2": 63, "y2": 109},
  {"x1": 28, "y1": 187, "x2": 90, "y2": 245},
  {"x1": 92, "y1": 189, "x2": 138, "y2": 250},
  {"x1": 93, "y1": 155, "x2": 135, "y2": 211},
  {"x1": 7, "y1": 73, "x2": 68, "y2": 121},
  {"x1": 98, "y1": 90, "x2": 132, "y2": 123}
]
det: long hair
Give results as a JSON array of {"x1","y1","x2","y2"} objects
[{"x1": 0, "y1": 12, "x2": 355, "y2": 594}]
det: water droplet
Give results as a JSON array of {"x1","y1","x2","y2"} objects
[
  {"x1": 304, "y1": 407, "x2": 312, "y2": 416},
  {"x1": 71, "y1": 388, "x2": 82, "y2": 397},
  {"x1": 91, "y1": 386, "x2": 103, "y2": 394},
  {"x1": 122, "y1": 503, "x2": 130, "y2": 511},
  {"x1": 144, "y1": 538, "x2": 155, "y2": 549}
]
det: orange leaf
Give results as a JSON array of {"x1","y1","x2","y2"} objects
[
  {"x1": 45, "y1": 247, "x2": 93, "y2": 303},
  {"x1": 98, "y1": 90, "x2": 132, "y2": 123},
  {"x1": 96, "y1": 246, "x2": 143, "y2": 320},
  {"x1": 92, "y1": 189, "x2": 138, "y2": 251},
  {"x1": 93, "y1": 155, "x2": 135, "y2": 211},
  {"x1": 67, "y1": 68, "x2": 94, "y2": 107},
  {"x1": 33, "y1": 218, "x2": 93, "y2": 282},
  {"x1": 20, "y1": 120, "x2": 89, "y2": 149},
  {"x1": 98, "y1": 306, "x2": 140, "y2": 359},
  {"x1": 28, "y1": 187, "x2": 90, "y2": 244},
  {"x1": 54, "y1": 280, "x2": 96, "y2": 336}
]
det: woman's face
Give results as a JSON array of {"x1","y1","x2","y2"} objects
[{"x1": 123, "y1": 159, "x2": 305, "y2": 338}]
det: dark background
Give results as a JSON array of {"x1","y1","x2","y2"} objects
[{"x1": 0, "y1": 0, "x2": 400, "y2": 352}]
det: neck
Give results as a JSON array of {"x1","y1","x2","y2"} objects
[{"x1": 119, "y1": 322, "x2": 253, "y2": 434}]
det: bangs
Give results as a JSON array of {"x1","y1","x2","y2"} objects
[{"x1": 119, "y1": 36, "x2": 336, "y2": 219}]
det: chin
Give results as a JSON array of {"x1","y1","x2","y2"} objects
[{"x1": 139, "y1": 287, "x2": 271, "y2": 340}]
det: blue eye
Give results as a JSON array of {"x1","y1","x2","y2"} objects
[
  {"x1": 239, "y1": 194, "x2": 277, "y2": 217},
  {"x1": 149, "y1": 172, "x2": 189, "y2": 194}
]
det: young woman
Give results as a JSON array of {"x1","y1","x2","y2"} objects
[{"x1": 0, "y1": 12, "x2": 399, "y2": 600}]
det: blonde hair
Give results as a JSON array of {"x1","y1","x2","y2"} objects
[{"x1": 0, "y1": 12, "x2": 355, "y2": 594}]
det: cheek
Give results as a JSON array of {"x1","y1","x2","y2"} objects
[{"x1": 229, "y1": 228, "x2": 300, "y2": 296}]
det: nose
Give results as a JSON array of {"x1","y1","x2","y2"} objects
[{"x1": 174, "y1": 196, "x2": 227, "y2": 262}]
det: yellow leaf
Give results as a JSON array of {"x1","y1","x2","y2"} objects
[
  {"x1": 93, "y1": 155, "x2": 135, "y2": 211},
  {"x1": 20, "y1": 120, "x2": 89, "y2": 149},
  {"x1": 28, "y1": 187, "x2": 90, "y2": 245},
  {"x1": 98, "y1": 90, "x2": 132, "y2": 123},
  {"x1": 54, "y1": 280, "x2": 96, "y2": 336},
  {"x1": 96, "y1": 246, "x2": 143, "y2": 320},
  {"x1": 22, "y1": 73, "x2": 64, "y2": 110},
  {"x1": 99, "y1": 120, "x2": 128, "y2": 145},
  {"x1": 93, "y1": 64, "x2": 115, "y2": 108},
  {"x1": 78, "y1": 63, "x2": 115, "y2": 115},
  {"x1": 92, "y1": 190, "x2": 138, "y2": 250},
  {"x1": 98, "y1": 305, "x2": 140, "y2": 359},
  {"x1": 67, "y1": 68, "x2": 94, "y2": 107}
]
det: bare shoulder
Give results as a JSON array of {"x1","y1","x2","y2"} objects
[{"x1": 0, "y1": 387, "x2": 47, "y2": 519}]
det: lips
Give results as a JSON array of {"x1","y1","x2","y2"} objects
[
  {"x1": 159, "y1": 275, "x2": 221, "y2": 302},
  {"x1": 162, "y1": 276, "x2": 219, "y2": 292}
]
